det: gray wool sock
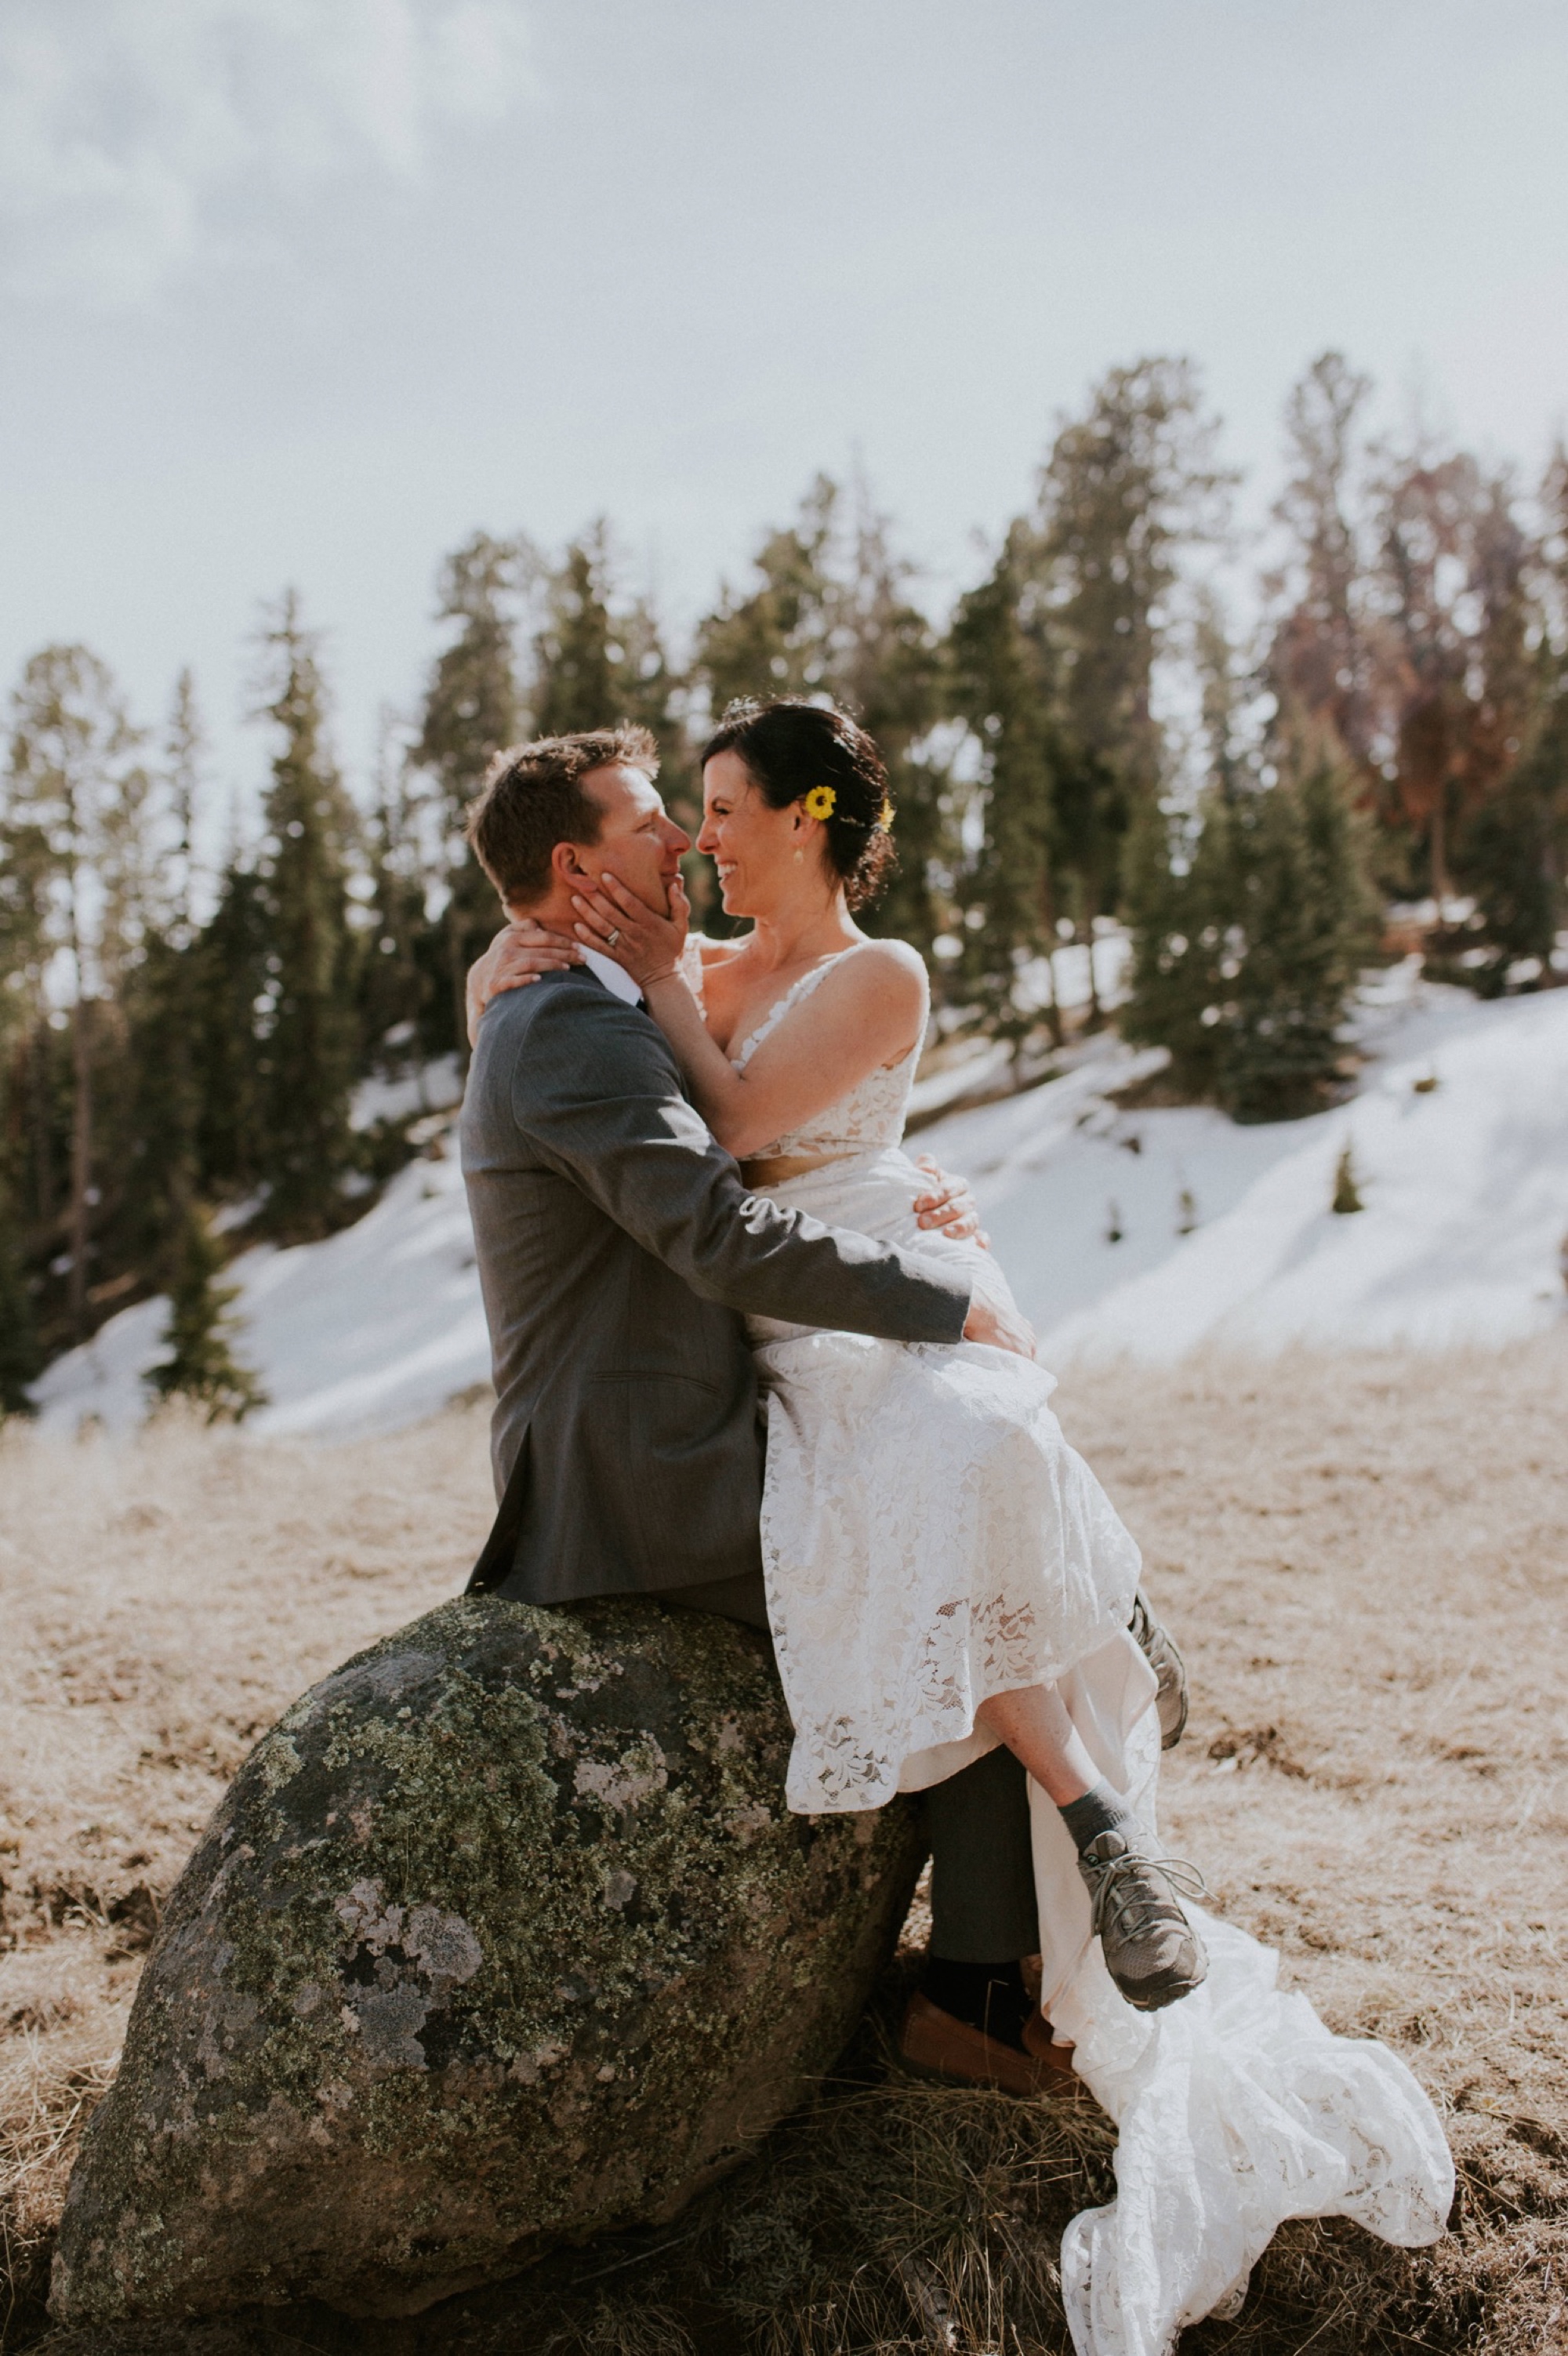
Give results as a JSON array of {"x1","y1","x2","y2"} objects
[{"x1": 1058, "y1": 1781, "x2": 1134, "y2": 1857}]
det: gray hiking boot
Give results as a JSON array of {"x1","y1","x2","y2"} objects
[
  {"x1": 1079, "y1": 1830, "x2": 1209, "y2": 2012},
  {"x1": 1129, "y1": 1589, "x2": 1189, "y2": 1751}
]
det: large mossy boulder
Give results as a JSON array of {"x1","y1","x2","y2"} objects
[{"x1": 51, "y1": 1595, "x2": 924, "y2": 2325}]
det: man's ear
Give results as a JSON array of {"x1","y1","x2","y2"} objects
[{"x1": 551, "y1": 837, "x2": 592, "y2": 890}]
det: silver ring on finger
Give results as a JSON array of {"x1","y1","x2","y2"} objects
[{"x1": 606, "y1": 926, "x2": 621, "y2": 948}]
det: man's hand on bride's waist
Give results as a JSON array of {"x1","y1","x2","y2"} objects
[
  {"x1": 913, "y1": 1154, "x2": 988, "y2": 1245},
  {"x1": 961, "y1": 1294, "x2": 1037, "y2": 1360}
]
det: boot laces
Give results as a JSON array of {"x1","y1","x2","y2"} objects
[{"x1": 1088, "y1": 1846, "x2": 1207, "y2": 1943}]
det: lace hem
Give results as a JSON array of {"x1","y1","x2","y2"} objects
[
  {"x1": 757, "y1": 1329, "x2": 1142, "y2": 1816},
  {"x1": 1054, "y1": 1913, "x2": 1454, "y2": 2354}
]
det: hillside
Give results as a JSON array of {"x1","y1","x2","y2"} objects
[{"x1": 30, "y1": 963, "x2": 1568, "y2": 1441}]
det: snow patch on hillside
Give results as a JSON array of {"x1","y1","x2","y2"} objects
[
  {"x1": 29, "y1": 964, "x2": 1568, "y2": 1440},
  {"x1": 31, "y1": 1145, "x2": 492, "y2": 1442},
  {"x1": 985, "y1": 976, "x2": 1568, "y2": 1361}
]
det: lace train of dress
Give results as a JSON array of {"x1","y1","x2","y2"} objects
[{"x1": 1025, "y1": 1679, "x2": 1454, "y2": 2356}]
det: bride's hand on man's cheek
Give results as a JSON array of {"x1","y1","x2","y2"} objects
[{"x1": 570, "y1": 869, "x2": 689, "y2": 986}]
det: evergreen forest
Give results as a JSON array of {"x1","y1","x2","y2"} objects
[{"x1": 3, "y1": 352, "x2": 1566, "y2": 1411}]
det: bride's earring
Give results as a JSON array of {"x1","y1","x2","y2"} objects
[{"x1": 793, "y1": 848, "x2": 804, "y2": 862}]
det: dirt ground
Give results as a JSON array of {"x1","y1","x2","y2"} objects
[{"x1": 2, "y1": 1337, "x2": 1566, "y2": 2353}]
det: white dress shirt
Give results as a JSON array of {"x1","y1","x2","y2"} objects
[{"x1": 580, "y1": 946, "x2": 643, "y2": 1007}]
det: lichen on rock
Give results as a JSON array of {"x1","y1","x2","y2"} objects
[{"x1": 50, "y1": 1595, "x2": 924, "y2": 2325}]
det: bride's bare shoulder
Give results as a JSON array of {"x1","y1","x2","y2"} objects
[
  {"x1": 855, "y1": 934, "x2": 927, "y2": 976},
  {"x1": 824, "y1": 937, "x2": 927, "y2": 1032},
  {"x1": 846, "y1": 936, "x2": 928, "y2": 999}
]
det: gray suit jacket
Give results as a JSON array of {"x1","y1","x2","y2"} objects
[{"x1": 460, "y1": 966, "x2": 971, "y2": 1606}]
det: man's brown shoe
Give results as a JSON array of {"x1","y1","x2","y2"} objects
[{"x1": 898, "y1": 1991, "x2": 1077, "y2": 2097}]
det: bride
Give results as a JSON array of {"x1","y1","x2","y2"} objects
[{"x1": 470, "y1": 698, "x2": 1452, "y2": 2354}]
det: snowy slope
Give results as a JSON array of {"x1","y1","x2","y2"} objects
[
  {"x1": 30, "y1": 964, "x2": 1568, "y2": 1439},
  {"x1": 964, "y1": 972, "x2": 1568, "y2": 1360},
  {"x1": 31, "y1": 1145, "x2": 492, "y2": 1440}
]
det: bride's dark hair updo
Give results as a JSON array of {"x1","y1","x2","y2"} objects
[{"x1": 701, "y1": 698, "x2": 896, "y2": 912}]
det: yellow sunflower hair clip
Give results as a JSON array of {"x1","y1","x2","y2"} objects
[{"x1": 803, "y1": 784, "x2": 837, "y2": 821}]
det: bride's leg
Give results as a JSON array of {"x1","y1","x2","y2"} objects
[
  {"x1": 976, "y1": 1682, "x2": 1209, "y2": 2013},
  {"x1": 975, "y1": 1683, "x2": 1100, "y2": 1805}
]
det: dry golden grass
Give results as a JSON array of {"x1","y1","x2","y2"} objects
[
  {"x1": 2, "y1": 1338, "x2": 1566, "y2": 2353},
  {"x1": 1070, "y1": 1335, "x2": 1568, "y2": 2355}
]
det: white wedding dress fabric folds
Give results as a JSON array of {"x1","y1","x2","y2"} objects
[
  {"x1": 717, "y1": 945, "x2": 1454, "y2": 2354},
  {"x1": 1024, "y1": 1663, "x2": 1454, "y2": 2356},
  {"x1": 751, "y1": 1150, "x2": 1144, "y2": 1814},
  {"x1": 728, "y1": 950, "x2": 1143, "y2": 1817}
]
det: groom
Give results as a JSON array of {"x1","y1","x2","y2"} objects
[{"x1": 461, "y1": 724, "x2": 1070, "y2": 2092}]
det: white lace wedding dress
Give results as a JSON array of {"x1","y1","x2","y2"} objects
[{"x1": 706, "y1": 943, "x2": 1454, "y2": 2356}]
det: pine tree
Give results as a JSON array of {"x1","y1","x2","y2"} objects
[
  {"x1": 117, "y1": 932, "x2": 198, "y2": 1278},
  {"x1": 0, "y1": 1174, "x2": 42, "y2": 1414},
  {"x1": 414, "y1": 533, "x2": 530, "y2": 1055},
  {"x1": 1368, "y1": 449, "x2": 1530, "y2": 908},
  {"x1": 942, "y1": 362, "x2": 1232, "y2": 1047},
  {"x1": 0, "y1": 724, "x2": 52, "y2": 1349},
  {"x1": 532, "y1": 525, "x2": 691, "y2": 833},
  {"x1": 946, "y1": 527, "x2": 1064, "y2": 1055},
  {"x1": 694, "y1": 478, "x2": 949, "y2": 957},
  {"x1": 1029, "y1": 358, "x2": 1236, "y2": 943},
  {"x1": 532, "y1": 539, "x2": 619, "y2": 735},
  {"x1": 359, "y1": 713, "x2": 437, "y2": 1069},
  {"x1": 1266, "y1": 388, "x2": 1559, "y2": 975},
  {"x1": 531, "y1": 527, "x2": 666, "y2": 735},
  {"x1": 251, "y1": 596, "x2": 358, "y2": 1240},
  {"x1": 1120, "y1": 792, "x2": 1226, "y2": 1097},
  {"x1": 1125, "y1": 744, "x2": 1374, "y2": 1122},
  {"x1": 1126, "y1": 562, "x2": 1376, "y2": 1120},
  {"x1": 3, "y1": 644, "x2": 151, "y2": 1339},
  {"x1": 1454, "y1": 761, "x2": 1559, "y2": 990},
  {"x1": 147, "y1": 1201, "x2": 267, "y2": 1422},
  {"x1": 118, "y1": 673, "x2": 209, "y2": 1281},
  {"x1": 1331, "y1": 1143, "x2": 1363, "y2": 1214},
  {"x1": 1215, "y1": 764, "x2": 1361, "y2": 1121},
  {"x1": 693, "y1": 481, "x2": 840, "y2": 936},
  {"x1": 696, "y1": 477, "x2": 839, "y2": 713},
  {"x1": 1447, "y1": 444, "x2": 1568, "y2": 983},
  {"x1": 162, "y1": 668, "x2": 204, "y2": 930},
  {"x1": 1264, "y1": 352, "x2": 1378, "y2": 769},
  {"x1": 825, "y1": 488, "x2": 948, "y2": 961},
  {"x1": 191, "y1": 856, "x2": 270, "y2": 1200}
]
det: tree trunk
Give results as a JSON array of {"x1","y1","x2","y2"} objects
[
  {"x1": 449, "y1": 913, "x2": 473, "y2": 1078},
  {"x1": 1041, "y1": 948, "x2": 1062, "y2": 1047},
  {"x1": 1037, "y1": 877, "x2": 1065, "y2": 1048},
  {"x1": 1082, "y1": 877, "x2": 1104, "y2": 1031},
  {"x1": 69, "y1": 997, "x2": 93, "y2": 1339},
  {"x1": 29, "y1": 1022, "x2": 54, "y2": 1228},
  {"x1": 1429, "y1": 788, "x2": 1450, "y2": 917}
]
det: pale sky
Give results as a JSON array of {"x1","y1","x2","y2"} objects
[{"x1": 3, "y1": 0, "x2": 1566, "y2": 806}]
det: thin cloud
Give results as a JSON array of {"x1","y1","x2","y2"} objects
[{"x1": 0, "y1": 0, "x2": 535, "y2": 309}]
